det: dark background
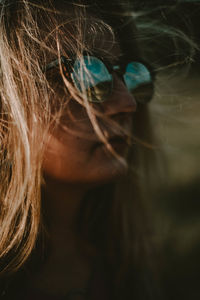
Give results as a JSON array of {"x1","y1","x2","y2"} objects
[
  {"x1": 133, "y1": 1, "x2": 200, "y2": 299},
  {"x1": 133, "y1": 0, "x2": 200, "y2": 70}
]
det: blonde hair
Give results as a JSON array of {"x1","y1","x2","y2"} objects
[{"x1": 0, "y1": 0, "x2": 159, "y2": 298}]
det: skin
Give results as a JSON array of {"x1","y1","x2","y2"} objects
[
  {"x1": 43, "y1": 23, "x2": 137, "y2": 184},
  {"x1": 30, "y1": 24, "x2": 138, "y2": 296},
  {"x1": 35, "y1": 80, "x2": 137, "y2": 297},
  {"x1": 37, "y1": 76, "x2": 137, "y2": 295},
  {"x1": 43, "y1": 73, "x2": 137, "y2": 184}
]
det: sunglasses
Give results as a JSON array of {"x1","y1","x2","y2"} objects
[{"x1": 44, "y1": 54, "x2": 154, "y2": 104}]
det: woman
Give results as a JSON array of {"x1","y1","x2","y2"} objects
[{"x1": 0, "y1": 0, "x2": 158, "y2": 299}]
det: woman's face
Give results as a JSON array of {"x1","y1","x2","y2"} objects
[{"x1": 42, "y1": 23, "x2": 138, "y2": 185}]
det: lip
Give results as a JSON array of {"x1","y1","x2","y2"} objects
[
  {"x1": 92, "y1": 134, "x2": 129, "y2": 152},
  {"x1": 108, "y1": 136, "x2": 128, "y2": 145}
]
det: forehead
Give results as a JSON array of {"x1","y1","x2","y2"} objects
[
  {"x1": 43, "y1": 7, "x2": 140, "y2": 62},
  {"x1": 83, "y1": 24, "x2": 122, "y2": 61}
]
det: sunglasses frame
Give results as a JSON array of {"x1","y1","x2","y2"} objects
[{"x1": 44, "y1": 53, "x2": 155, "y2": 104}]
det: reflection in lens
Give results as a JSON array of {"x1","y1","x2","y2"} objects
[
  {"x1": 71, "y1": 56, "x2": 112, "y2": 103},
  {"x1": 86, "y1": 81, "x2": 111, "y2": 103},
  {"x1": 133, "y1": 83, "x2": 154, "y2": 104}
]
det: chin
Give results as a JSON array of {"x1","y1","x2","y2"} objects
[
  {"x1": 80, "y1": 156, "x2": 129, "y2": 185},
  {"x1": 43, "y1": 141, "x2": 130, "y2": 186}
]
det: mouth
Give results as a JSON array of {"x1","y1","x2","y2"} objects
[
  {"x1": 92, "y1": 134, "x2": 130, "y2": 153},
  {"x1": 109, "y1": 136, "x2": 128, "y2": 144}
]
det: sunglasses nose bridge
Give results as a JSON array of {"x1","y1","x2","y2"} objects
[{"x1": 102, "y1": 73, "x2": 137, "y2": 116}]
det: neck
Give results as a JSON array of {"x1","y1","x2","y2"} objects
[
  {"x1": 30, "y1": 177, "x2": 97, "y2": 295},
  {"x1": 43, "y1": 176, "x2": 89, "y2": 234}
]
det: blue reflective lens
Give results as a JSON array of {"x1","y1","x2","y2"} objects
[
  {"x1": 71, "y1": 56, "x2": 112, "y2": 92},
  {"x1": 70, "y1": 56, "x2": 152, "y2": 103},
  {"x1": 123, "y1": 62, "x2": 152, "y2": 92}
]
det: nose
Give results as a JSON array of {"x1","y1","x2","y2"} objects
[{"x1": 101, "y1": 73, "x2": 137, "y2": 116}]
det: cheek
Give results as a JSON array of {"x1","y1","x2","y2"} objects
[
  {"x1": 42, "y1": 132, "x2": 129, "y2": 185},
  {"x1": 42, "y1": 100, "x2": 131, "y2": 184},
  {"x1": 42, "y1": 133, "x2": 93, "y2": 182}
]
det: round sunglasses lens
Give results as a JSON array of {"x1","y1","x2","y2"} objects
[
  {"x1": 123, "y1": 62, "x2": 153, "y2": 104},
  {"x1": 71, "y1": 56, "x2": 112, "y2": 103}
]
